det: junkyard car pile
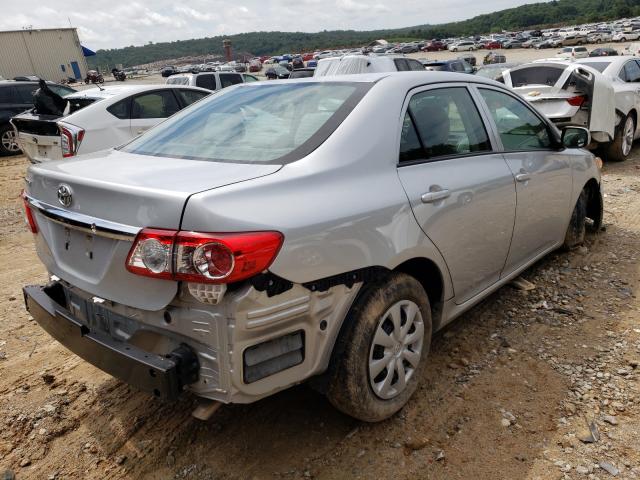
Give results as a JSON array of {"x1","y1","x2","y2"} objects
[{"x1": 21, "y1": 71, "x2": 604, "y2": 421}]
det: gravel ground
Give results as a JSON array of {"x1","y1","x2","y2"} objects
[{"x1": 0, "y1": 95, "x2": 639, "y2": 479}]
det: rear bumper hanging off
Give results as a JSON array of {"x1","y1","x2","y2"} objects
[{"x1": 23, "y1": 282, "x2": 198, "y2": 400}]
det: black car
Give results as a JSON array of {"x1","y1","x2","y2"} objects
[
  {"x1": 589, "y1": 47, "x2": 618, "y2": 57},
  {"x1": 421, "y1": 59, "x2": 474, "y2": 74},
  {"x1": 160, "y1": 65, "x2": 177, "y2": 77},
  {"x1": 265, "y1": 65, "x2": 291, "y2": 79},
  {"x1": 0, "y1": 80, "x2": 75, "y2": 156}
]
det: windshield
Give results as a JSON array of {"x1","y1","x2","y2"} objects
[
  {"x1": 122, "y1": 82, "x2": 370, "y2": 164},
  {"x1": 509, "y1": 65, "x2": 566, "y2": 87}
]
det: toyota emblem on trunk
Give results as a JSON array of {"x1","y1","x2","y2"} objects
[{"x1": 57, "y1": 185, "x2": 73, "y2": 207}]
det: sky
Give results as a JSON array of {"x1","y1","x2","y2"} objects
[{"x1": 0, "y1": 0, "x2": 536, "y2": 50}]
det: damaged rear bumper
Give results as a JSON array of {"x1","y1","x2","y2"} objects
[{"x1": 23, "y1": 282, "x2": 199, "y2": 400}]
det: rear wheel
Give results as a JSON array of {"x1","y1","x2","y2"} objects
[
  {"x1": 0, "y1": 124, "x2": 20, "y2": 156},
  {"x1": 325, "y1": 273, "x2": 432, "y2": 422},
  {"x1": 606, "y1": 114, "x2": 635, "y2": 162}
]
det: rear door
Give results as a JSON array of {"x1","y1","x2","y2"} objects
[
  {"x1": 195, "y1": 74, "x2": 217, "y2": 91},
  {"x1": 475, "y1": 86, "x2": 573, "y2": 273},
  {"x1": 396, "y1": 85, "x2": 516, "y2": 304},
  {"x1": 129, "y1": 89, "x2": 181, "y2": 136}
]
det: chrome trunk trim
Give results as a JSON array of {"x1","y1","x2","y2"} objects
[{"x1": 24, "y1": 194, "x2": 140, "y2": 241}]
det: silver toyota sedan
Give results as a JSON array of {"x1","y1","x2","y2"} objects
[{"x1": 22, "y1": 72, "x2": 603, "y2": 422}]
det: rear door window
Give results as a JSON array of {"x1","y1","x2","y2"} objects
[
  {"x1": 14, "y1": 84, "x2": 37, "y2": 103},
  {"x1": 394, "y1": 59, "x2": 410, "y2": 71},
  {"x1": 400, "y1": 87, "x2": 491, "y2": 162},
  {"x1": 0, "y1": 86, "x2": 14, "y2": 103},
  {"x1": 131, "y1": 90, "x2": 180, "y2": 119},
  {"x1": 219, "y1": 73, "x2": 243, "y2": 88},
  {"x1": 195, "y1": 74, "x2": 217, "y2": 90},
  {"x1": 623, "y1": 60, "x2": 640, "y2": 82}
]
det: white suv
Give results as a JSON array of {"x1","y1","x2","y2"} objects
[
  {"x1": 556, "y1": 46, "x2": 589, "y2": 59},
  {"x1": 166, "y1": 72, "x2": 259, "y2": 91}
]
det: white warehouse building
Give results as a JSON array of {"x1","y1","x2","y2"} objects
[{"x1": 0, "y1": 28, "x2": 91, "y2": 82}]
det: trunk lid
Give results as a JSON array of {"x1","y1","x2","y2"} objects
[
  {"x1": 12, "y1": 112, "x2": 64, "y2": 163},
  {"x1": 26, "y1": 149, "x2": 282, "y2": 310}
]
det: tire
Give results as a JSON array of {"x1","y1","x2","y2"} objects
[
  {"x1": 325, "y1": 273, "x2": 432, "y2": 422},
  {"x1": 563, "y1": 189, "x2": 587, "y2": 249},
  {"x1": 621, "y1": 37, "x2": 627, "y2": 42},
  {"x1": 0, "y1": 124, "x2": 20, "y2": 156},
  {"x1": 606, "y1": 113, "x2": 635, "y2": 162},
  {"x1": 452, "y1": 48, "x2": 457, "y2": 52}
]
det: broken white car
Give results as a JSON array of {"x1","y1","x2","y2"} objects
[
  {"x1": 498, "y1": 61, "x2": 633, "y2": 160},
  {"x1": 576, "y1": 56, "x2": 640, "y2": 161}
]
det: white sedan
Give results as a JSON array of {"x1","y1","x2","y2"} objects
[
  {"x1": 498, "y1": 60, "x2": 639, "y2": 160},
  {"x1": 11, "y1": 84, "x2": 210, "y2": 163}
]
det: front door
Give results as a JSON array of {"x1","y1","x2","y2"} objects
[
  {"x1": 396, "y1": 86, "x2": 516, "y2": 304},
  {"x1": 475, "y1": 86, "x2": 573, "y2": 274}
]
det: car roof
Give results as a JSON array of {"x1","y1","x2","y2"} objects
[
  {"x1": 65, "y1": 84, "x2": 209, "y2": 100},
  {"x1": 246, "y1": 71, "x2": 505, "y2": 88},
  {"x1": 0, "y1": 79, "x2": 66, "y2": 87},
  {"x1": 577, "y1": 55, "x2": 631, "y2": 65}
]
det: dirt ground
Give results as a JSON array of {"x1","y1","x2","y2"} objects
[{"x1": 0, "y1": 145, "x2": 639, "y2": 480}]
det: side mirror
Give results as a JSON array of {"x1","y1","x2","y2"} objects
[{"x1": 562, "y1": 126, "x2": 590, "y2": 148}]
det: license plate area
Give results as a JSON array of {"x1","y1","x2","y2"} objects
[
  {"x1": 63, "y1": 284, "x2": 138, "y2": 341},
  {"x1": 44, "y1": 221, "x2": 121, "y2": 282}
]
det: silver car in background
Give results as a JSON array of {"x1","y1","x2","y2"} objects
[{"x1": 22, "y1": 73, "x2": 603, "y2": 422}]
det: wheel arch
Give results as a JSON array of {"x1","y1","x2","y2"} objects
[{"x1": 392, "y1": 257, "x2": 445, "y2": 331}]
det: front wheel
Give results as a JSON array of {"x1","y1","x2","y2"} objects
[
  {"x1": 452, "y1": 48, "x2": 457, "y2": 52},
  {"x1": 325, "y1": 273, "x2": 432, "y2": 422},
  {"x1": 563, "y1": 190, "x2": 587, "y2": 249},
  {"x1": 606, "y1": 114, "x2": 635, "y2": 162}
]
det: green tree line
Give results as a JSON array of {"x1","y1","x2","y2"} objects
[{"x1": 89, "y1": 0, "x2": 640, "y2": 68}]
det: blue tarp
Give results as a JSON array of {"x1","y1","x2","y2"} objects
[{"x1": 81, "y1": 45, "x2": 96, "y2": 57}]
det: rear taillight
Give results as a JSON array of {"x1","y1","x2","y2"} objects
[
  {"x1": 567, "y1": 95, "x2": 586, "y2": 107},
  {"x1": 126, "y1": 229, "x2": 283, "y2": 284},
  {"x1": 58, "y1": 122, "x2": 85, "y2": 158},
  {"x1": 21, "y1": 190, "x2": 38, "y2": 233}
]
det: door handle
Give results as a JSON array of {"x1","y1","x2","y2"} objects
[
  {"x1": 421, "y1": 189, "x2": 450, "y2": 203},
  {"x1": 515, "y1": 172, "x2": 531, "y2": 183},
  {"x1": 137, "y1": 130, "x2": 145, "y2": 135}
]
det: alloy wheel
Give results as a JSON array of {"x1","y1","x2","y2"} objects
[
  {"x1": 1, "y1": 129, "x2": 19, "y2": 153},
  {"x1": 368, "y1": 300, "x2": 424, "y2": 400},
  {"x1": 622, "y1": 116, "x2": 634, "y2": 156}
]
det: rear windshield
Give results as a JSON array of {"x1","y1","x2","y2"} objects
[
  {"x1": 121, "y1": 82, "x2": 370, "y2": 164},
  {"x1": 579, "y1": 61, "x2": 608, "y2": 72},
  {"x1": 509, "y1": 65, "x2": 565, "y2": 87},
  {"x1": 166, "y1": 77, "x2": 190, "y2": 86},
  {"x1": 67, "y1": 97, "x2": 100, "y2": 114}
]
